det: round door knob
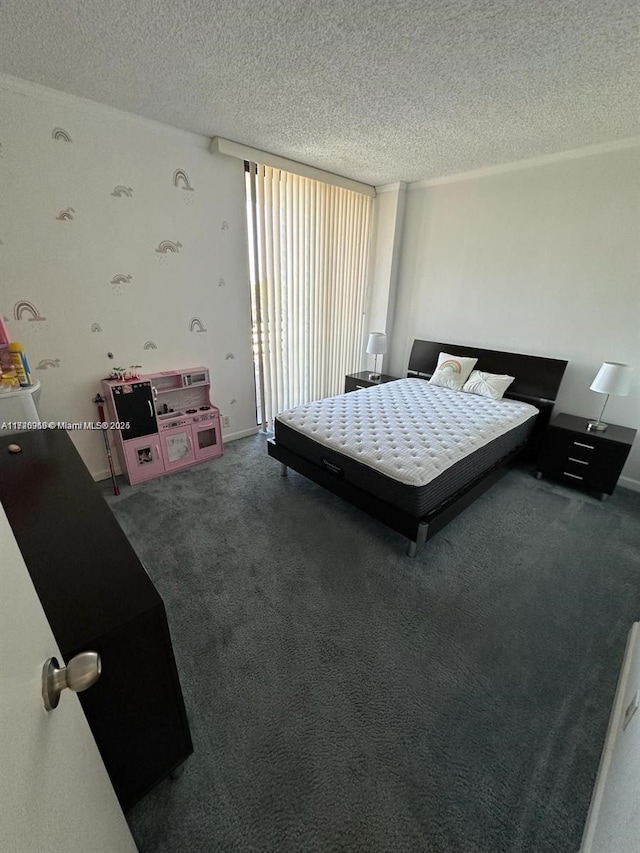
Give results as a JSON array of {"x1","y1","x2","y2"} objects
[{"x1": 42, "y1": 651, "x2": 101, "y2": 712}]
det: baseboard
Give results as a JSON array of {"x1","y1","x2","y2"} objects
[
  {"x1": 93, "y1": 467, "x2": 118, "y2": 482},
  {"x1": 619, "y1": 475, "x2": 640, "y2": 494},
  {"x1": 223, "y1": 426, "x2": 259, "y2": 442}
]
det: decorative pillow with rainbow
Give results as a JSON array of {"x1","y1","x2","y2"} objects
[
  {"x1": 463, "y1": 370, "x2": 515, "y2": 400},
  {"x1": 428, "y1": 352, "x2": 478, "y2": 391}
]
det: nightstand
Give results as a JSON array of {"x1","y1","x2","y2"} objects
[
  {"x1": 536, "y1": 413, "x2": 636, "y2": 500},
  {"x1": 345, "y1": 371, "x2": 400, "y2": 393}
]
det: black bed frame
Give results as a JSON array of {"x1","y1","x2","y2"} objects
[{"x1": 267, "y1": 340, "x2": 568, "y2": 556}]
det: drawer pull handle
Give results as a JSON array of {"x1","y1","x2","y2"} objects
[
  {"x1": 573, "y1": 441, "x2": 594, "y2": 450},
  {"x1": 568, "y1": 457, "x2": 589, "y2": 466},
  {"x1": 355, "y1": 385, "x2": 367, "y2": 390},
  {"x1": 564, "y1": 471, "x2": 584, "y2": 480}
]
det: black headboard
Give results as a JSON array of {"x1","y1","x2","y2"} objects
[{"x1": 407, "y1": 340, "x2": 568, "y2": 407}]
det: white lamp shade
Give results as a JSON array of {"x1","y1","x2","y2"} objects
[
  {"x1": 366, "y1": 332, "x2": 387, "y2": 356},
  {"x1": 590, "y1": 362, "x2": 632, "y2": 396}
]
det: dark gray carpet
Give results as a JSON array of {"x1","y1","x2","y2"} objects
[{"x1": 102, "y1": 433, "x2": 640, "y2": 853}]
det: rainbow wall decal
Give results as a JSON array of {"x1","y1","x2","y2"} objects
[
  {"x1": 218, "y1": 278, "x2": 226, "y2": 287},
  {"x1": 224, "y1": 352, "x2": 235, "y2": 360},
  {"x1": 36, "y1": 358, "x2": 61, "y2": 370},
  {"x1": 110, "y1": 274, "x2": 133, "y2": 285},
  {"x1": 13, "y1": 301, "x2": 46, "y2": 322},
  {"x1": 439, "y1": 359, "x2": 462, "y2": 373},
  {"x1": 143, "y1": 341, "x2": 157, "y2": 350},
  {"x1": 155, "y1": 240, "x2": 182, "y2": 254},
  {"x1": 189, "y1": 317, "x2": 206, "y2": 333},
  {"x1": 220, "y1": 220, "x2": 229, "y2": 231},
  {"x1": 173, "y1": 169, "x2": 194, "y2": 191},
  {"x1": 91, "y1": 323, "x2": 102, "y2": 333},
  {"x1": 56, "y1": 207, "x2": 75, "y2": 221},
  {"x1": 111, "y1": 186, "x2": 133, "y2": 198},
  {"x1": 52, "y1": 128, "x2": 72, "y2": 142}
]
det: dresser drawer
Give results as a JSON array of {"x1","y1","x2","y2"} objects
[
  {"x1": 345, "y1": 376, "x2": 373, "y2": 392},
  {"x1": 344, "y1": 373, "x2": 400, "y2": 393},
  {"x1": 551, "y1": 465, "x2": 613, "y2": 494},
  {"x1": 543, "y1": 428, "x2": 627, "y2": 465}
]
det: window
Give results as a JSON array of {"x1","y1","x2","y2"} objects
[{"x1": 245, "y1": 162, "x2": 373, "y2": 428}]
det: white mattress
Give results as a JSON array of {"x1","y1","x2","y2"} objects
[{"x1": 275, "y1": 378, "x2": 539, "y2": 487}]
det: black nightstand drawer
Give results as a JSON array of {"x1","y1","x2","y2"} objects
[
  {"x1": 345, "y1": 376, "x2": 374, "y2": 392},
  {"x1": 548, "y1": 462, "x2": 615, "y2": 494},
  {"x1": 540, "y1": 428, "x2": 628, "y2": 471},
  {"x1": 344, "y1": 371, "x2": 399, "y2": 393}
]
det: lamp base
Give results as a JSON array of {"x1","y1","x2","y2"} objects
[
  {"x1": 368, "y1": 373, "x2": 381, "y2": 382},
  {"x1": 587, "y1": 420, "x2": 608, "y2": 432}
]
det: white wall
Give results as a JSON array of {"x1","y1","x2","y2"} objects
[
  {"x1": 0, "y1": 75, "x2": 256, "y2": 479},
  {"x1": 388, "y1": 145, "x2": 640, "y2": 487}
]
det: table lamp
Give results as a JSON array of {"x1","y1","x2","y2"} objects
[
  {"x1": 367, "y1": 332, "x2": 387, "y2": 381},
  {"x1": 587, "y1": 362, "x2": 632, "y2": 431}
]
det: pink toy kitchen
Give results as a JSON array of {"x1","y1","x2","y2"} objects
[{"x1": 102, "y1": 367, "x2": 223, "y2": 485}]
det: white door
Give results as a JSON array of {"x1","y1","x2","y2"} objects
[
  {"x1": 580, "y1": 622, "x2": 640, "y2": 853},
  {"x1": 0, "y1": 503, "x2": 137, "y2": 853}
]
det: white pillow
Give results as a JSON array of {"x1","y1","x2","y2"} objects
[
  {"x1": 462, "y1": 370, "x2": 515, "y2": 400},
  {"x1": 429, "y1": 352, "x2": 478, "y2": 391}
]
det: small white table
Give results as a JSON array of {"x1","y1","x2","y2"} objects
[{"x1": 0, "y1": 380, "x2": 42, "y2": 432}]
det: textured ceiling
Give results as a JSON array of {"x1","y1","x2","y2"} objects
[{"x1": 0, "y1": 0, "x2": 638, "y2": 185}]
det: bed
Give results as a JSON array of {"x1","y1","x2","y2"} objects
[{"x1": 267, "y1": 340, "x2": 568, "y2": 556}]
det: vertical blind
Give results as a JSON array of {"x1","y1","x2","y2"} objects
[{"x1": 245, "y1": 163, "x2": 374, "y2": 428}]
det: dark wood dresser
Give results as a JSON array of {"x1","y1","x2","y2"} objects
[
  {"x1": 0, "y1": 428, "x2": 192, "y2": 809},
  {"x1": 536, "y1": 413, "x2": 636, "y2": 499},
  {"x1": 344, "y1": 371, "x2": 399, "y2": 392}
]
